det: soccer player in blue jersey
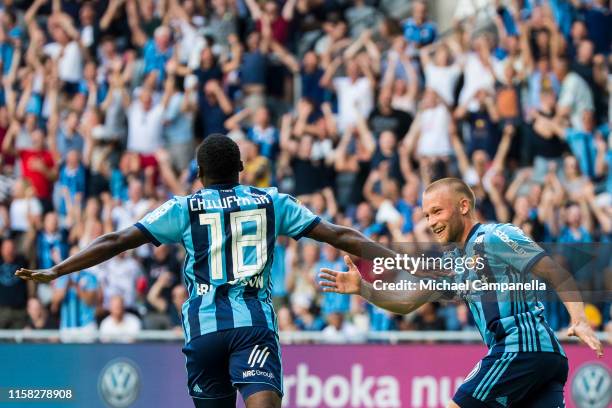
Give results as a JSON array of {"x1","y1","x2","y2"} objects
[
  {"x1": 320, "y1": 177, "x2": 603, "y2": 408},
  {"x1": 15, "y1": 134, "x2": 403, "y2": 408}
]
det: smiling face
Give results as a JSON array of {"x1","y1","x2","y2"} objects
[{"x1": 422, "y1": 184, "x2": 473, "y2": 244}]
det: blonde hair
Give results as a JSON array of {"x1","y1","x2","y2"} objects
[{"x1": 424, "y1": 178, "x2": 476, "y2": 210}]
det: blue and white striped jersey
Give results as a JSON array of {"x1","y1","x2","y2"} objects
[
  {"x1": 446, "y1": 223, "x2": 565, "y2": 356},
  {"x1": 135, "y1": 183, "x2": 320, "y2": 343}
]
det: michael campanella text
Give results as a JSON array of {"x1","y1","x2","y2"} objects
[{"x1": 373, "y1": 279, "x2": 547, "y2": 292}]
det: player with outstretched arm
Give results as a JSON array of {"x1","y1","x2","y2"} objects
[
  {"x1": 319, "y1": 177, "x2": 603, "y2": 408},
  {"x1": 16, "y1": 134, "x2": 403, "y2": 408}
]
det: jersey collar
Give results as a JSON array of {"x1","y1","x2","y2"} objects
[
  {"x1": 464, "y1": 222, "x2": 481, "y2": 245},
  {"x1": 205, "y1": 183, "x2": 240, "y2": 190}
]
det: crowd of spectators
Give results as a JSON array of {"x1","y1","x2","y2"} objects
[{"x1": 0, "y1": 0, "x2": 610, "y2": 342}]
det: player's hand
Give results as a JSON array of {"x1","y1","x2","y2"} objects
[
  {"x1": 568, "y1": 320, "x2": 604, "y2": 358},
  {"x1": 15, "y1": 268, "x2": 59, "y2": 283},
  {"x1": 319, "y1": 255, "x2": 362, "y2": 295}
]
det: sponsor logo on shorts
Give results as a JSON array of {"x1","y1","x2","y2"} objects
[
  {"x1": 243, "y1": 369, "x2": 275, "y2": 379},
  {"x1": 571, "y1": 362, "x2": 612, "y2": 408},
  {"x1": 247, "y1": 345, "x2": 271, "y2": 368},
  {"x1": 496, "y1": 396, "x2": 508, "y2": 407}
]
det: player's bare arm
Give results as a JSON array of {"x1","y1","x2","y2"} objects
[
  {"x1": 319, "y1": 255, "x2": 441, "y2": 315},
  {"x1": 306, "y1": 219, "x2": 396, "y2": 259},
  {"x1": 310, "y1": 220, "x2": 442, "y2": 314},
  {"x1": 15, "y1": 226, "x2": 150, "y2": 283},
  {"x1": 307, "y1": 220, "x2": 449, "y2": 278},
  {"x1": 530, "y1": 255, "x2": 604, "y2": 357}
]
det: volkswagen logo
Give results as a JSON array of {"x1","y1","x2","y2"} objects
[
  {"x1": 98, "y1": 358, "x2": 141, "y2": 408},
  {"x1": 571, "y1": 362, "x2": 611, "y2": 408}
]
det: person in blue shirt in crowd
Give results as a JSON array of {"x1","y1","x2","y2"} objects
[
  {"x1": 368, "y1": 303, "x2": 395, "y2": 331},
  {"x1": 161, "y1": 66, "x2": 197, "y2": 170},
  {"x1": 140, "y1": 26, "x2": 174, "y2": 83},
  {"x1": 224, "y1": 106, "x2": 280, "y2": 164},
  {"x1": 573, "y1": 0, "x2": 612, "y2": 55},
  {"x1": 0, "y1": 26, "x2": 17, "y2": 76},
  {"x1": 77, "y1": 61, "x2": 108, "y2": 107},
  {"x1": 52, "y1": 246, "x2": 98, "y2": 340},
  {"x1": 300, "y1": 51, "x2": 326, "y2": 107},
  {"x1": 317, "y1": 244, "x2": 350, "y2": 318},
  {"x1": 36, "y1": 212, "x2": 69, "y2": 271},
  {"x1": 239, "y1": 31, "x2": 268, "y2": 92},
  {"x1": 594, "y1": 123, "x2": 611, "y2": 198},
  {"x1": 56, "y1": 150, "x2": 87, "y2": 223},
  {"x1": 0, "y1": 239, "x2": 30, "y2": 329},
  {"x1": 558, "y1": 203, "x2": 593, "y2": 244},
  {"x1": 547, "y1": 109, "x2": 598, "y2": 179},
  {"x1": 354, "y1": 202, "x2": 385, "y2": 238},
  {"x1": 246, "y1": 107, "x2": 280, "y2": 162},
  {"x1": 396, "y1": 181, "x2": 420, "y2": 234},
  {"x1": 402, "y1": 1, "x2": 437, "y2": 48},
  {"x1": 197, "y1": 80, "x2": 233, "y2": 139},
  {"x1": 110, "y1": 152, "x2": 137, "y2": 203},
  {"x1": 54, "y1": 111, "x2": 85, "y2": 159}
]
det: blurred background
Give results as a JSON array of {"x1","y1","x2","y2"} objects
[{"x1": 0, "y1": 0, "x2": 609, "y2": 405}]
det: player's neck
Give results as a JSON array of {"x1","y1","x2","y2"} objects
[
  {"x1": 459, "y1": 219, "x2": 479, "y2": 247},
  {"x1": 203, "y1": 179, "x2": 239, "y2": 188}
]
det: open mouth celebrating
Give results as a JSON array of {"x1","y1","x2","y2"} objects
[{"x1": 433, "y1": 226, "x2": 446, "y2": 235}]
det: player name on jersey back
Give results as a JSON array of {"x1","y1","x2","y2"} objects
[{"x1": 189, "y1": 193, "x2": 270, "y2": 211}]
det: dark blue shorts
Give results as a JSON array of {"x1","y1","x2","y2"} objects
[
  {"x1": 453, "y1": 352, "x2": 568, "y2": 407},
  {"x1": 182, "y1": 326, "x2": 283, "y2": 402}
]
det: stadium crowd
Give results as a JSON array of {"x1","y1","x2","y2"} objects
[{"x1": 0, "y1": 0, "x2": 610, "y2": 343}]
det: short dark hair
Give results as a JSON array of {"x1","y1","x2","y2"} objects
[
  {"x1": 196, "y1": 134, "x2": 242, "y2": 181},
  {"x1": 424, "y1": 177, "x2": 476, "y2": 210}
]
